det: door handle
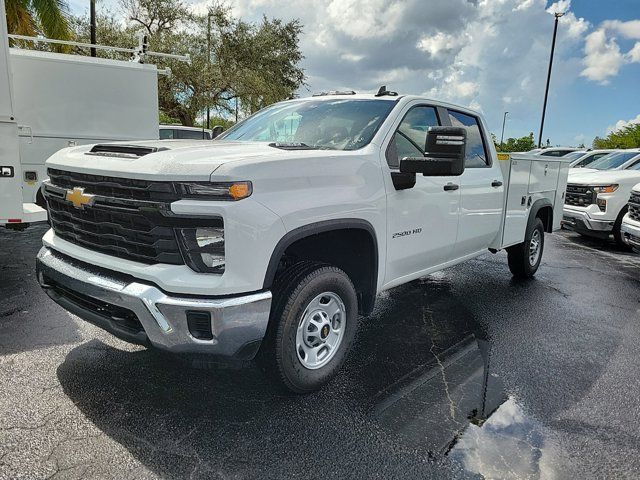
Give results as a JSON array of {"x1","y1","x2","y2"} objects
[
  {"x1": 443, "y1": 183, "x2": 459, "y2": 191},
  {"x1": 491, "y1": 180, "x2": 503, "y2": 187}
]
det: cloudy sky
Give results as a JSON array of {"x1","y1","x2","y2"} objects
[{"x1": 70, "y1": 0, "x2": 640, "y2": 146}]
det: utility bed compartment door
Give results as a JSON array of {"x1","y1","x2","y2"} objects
[
  {"x1": 502, "y1": 159, "x2": 531, "y2": 247},
  {"x1": 529, "y1": 160, "x2": 560, "y2": 193}
]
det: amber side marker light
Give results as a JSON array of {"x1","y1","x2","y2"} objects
[{"x1": 177, "y1": 181, "x2": 253, "y2": 201}]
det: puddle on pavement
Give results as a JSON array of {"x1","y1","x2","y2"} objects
[{"x1": 371, "y1": 334, "x2": 568, "y2": 479}]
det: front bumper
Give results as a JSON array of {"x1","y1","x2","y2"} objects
[
  {"x1": 562, "y1": 207, "x2": 614, "y2": 235},
  {"x1": 621, "y1": 218, "x2": 640, "y2": 248},
  {"x1": 36, "y1": 247, "x2": 272, "y2": 359}
]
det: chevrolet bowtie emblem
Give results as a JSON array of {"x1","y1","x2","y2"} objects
[{"x1": 65, "y1": 187, "x2": 95, "y2": 210}]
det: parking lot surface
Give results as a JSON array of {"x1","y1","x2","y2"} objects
[{"x1": 1, "y1": 225, "x2": 640, "y2": 479}]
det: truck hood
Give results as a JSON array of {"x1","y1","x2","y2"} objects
[
  {"x1": 568, "y1": 169, "x2": 640, "y2": 186},
  {"x1": 45, "y1": 140, "x2": 312, "y2": 181}
]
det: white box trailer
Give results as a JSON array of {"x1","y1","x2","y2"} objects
[
  {"x1": 0, "y1": 0, "x2": 46, "y2": 227},
  {"x1": 11, "y1": 49, "x2": 160, "y2": 206},
  {"x1": 0, "y1": 0, "x2": 189, "y2": 229}
]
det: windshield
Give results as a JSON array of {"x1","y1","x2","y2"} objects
[
  {"x1": 588, "y1": 151, "x2": 639, "y2": 170},
  {"x1": 217, "y1": 99, "x2": 396, "y2": 150}
]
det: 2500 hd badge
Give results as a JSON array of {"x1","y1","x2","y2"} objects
[{"x1": 392, "y1": 228, "x2": 423, "y2": 239}]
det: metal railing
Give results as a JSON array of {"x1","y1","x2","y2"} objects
[{"x1": 7, "y1": 32, "x2": 190, "y2": 65}]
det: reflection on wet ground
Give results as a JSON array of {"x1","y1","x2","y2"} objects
[{"x1": 371, "y1": 332, "x2": 567, "y2": 478}]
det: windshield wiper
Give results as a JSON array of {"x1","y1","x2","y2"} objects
[{"x1": 269, "y1": 142, "x2": 320, "y2": 150}]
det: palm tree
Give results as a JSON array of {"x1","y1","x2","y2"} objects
[{"x1": 5, "y1": 0, "x2": 72, "y2": 39}]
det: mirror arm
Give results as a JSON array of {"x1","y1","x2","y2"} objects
[{"x1": 391, "y1": 172, "x2": 416, "y2": 191}]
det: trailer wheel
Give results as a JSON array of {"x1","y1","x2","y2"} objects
[
  {"x1": 507, "y1": 217, "x2": 545, "y2": 278},
  {"x1": 257, "y1": 262, "x2": 358, "y2": 394}
]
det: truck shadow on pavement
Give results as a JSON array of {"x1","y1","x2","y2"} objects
[{"x1": 55, "y1": 260, "x2": 617, "y2": 479}]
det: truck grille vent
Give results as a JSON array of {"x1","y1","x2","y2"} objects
[
  {"x1": 629, "y1": 192, "x2": 640, "y2": 222},
  {"x1": 48, "y1": 168, "x2": 180, "y2": 202},
  {"x1": 44, "y1": 169, "x2": 188, "y2": 265},
  {"x1": 565, "y1": 184, "x2": 596, "y2": 207}
]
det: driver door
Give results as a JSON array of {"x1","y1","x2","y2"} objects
[{"x1": 382, "y1": 104, "x2": 461, "y2": 287}]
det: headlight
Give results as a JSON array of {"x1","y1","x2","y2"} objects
[
  {"x1": 177, "y1": 227, "x2": 225, "y2": 274},
  {"x1": 591, "y1": 184, "x2": 618, "y2": 194},
  {"x1": 176, "y1": 181, "x2": 252, "y2": 200}
]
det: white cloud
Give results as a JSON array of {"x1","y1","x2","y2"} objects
[
  {"x1": 602, "y1": 19, "x2": 640, "y2": 39},
  {"x1": 581, "y1": 29, "x2": 625, "y2": 83},
  {"x1": 581, "y1": 19, "x2": 640, "y2": 83},
  {"x1": 417, "y1": 32, "x2": 469, "y2": 58},
  {"x1": 325, "y1": 0, "x2": 406, "y2": 39},
  {"x1": 629, "y1": 42, "x2": 640, "y2": 63},
  {"x1": 607, "y1": 114, "x2": 640, "y2": 134},
  {"x1": 196, "y1": 0, "x2": 593, "y2": 136}
]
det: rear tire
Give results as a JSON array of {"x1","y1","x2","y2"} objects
[
  {"x1": 257, "y1": 262, "x2": 358, "y2": 394},
  {"x1": 507, "y1": 217, "x2": 545, "y2": 278}
]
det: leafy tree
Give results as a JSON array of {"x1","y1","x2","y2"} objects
[
  {"x1": 5, "y1": 0, "x2": 72, "y2": 39},
  {"x1": 593, "y1": 123, "x2": 640, "y2": 149},
  {"x1": 493, "y1": 132, "x2": 536, "y2": 152},
  {"x1": 72, "y1": 1, "x2": 305, "y2": 126}
]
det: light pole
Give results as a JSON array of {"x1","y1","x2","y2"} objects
[
  {"x1": 500, "y1": 111, "x2": 509, "y2": 147},
  {"x1": 538, "y1": 11, "x2": 564, "y2": 148},
  {"x1": 90, "y1": 0, "x2": 96, "y2": 57},
  {"x1": 205, "y1": 11, "x2": 212, "y2": 138}
]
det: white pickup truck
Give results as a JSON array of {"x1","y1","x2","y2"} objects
[
  {"x1": 563, "y1": 151, "x2": 640, "y2": 247},
  {"x1": 621, "y1": 183, "x2": 640, "y2": 250},
  {"x1": 36, "y1": 92, "x2": 570, "y2": 392}
]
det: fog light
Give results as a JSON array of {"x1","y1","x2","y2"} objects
[
  {"x1": 177, "y1": 227, "x2": 225, "y2": 273},
  {"x1": 596, "y1": 198, "x2": 607, "y2": 212}
]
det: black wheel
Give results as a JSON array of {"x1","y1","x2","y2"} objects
[
  {"x1": 507, "y1": 217, "x2": 545, "y2": 278},
  {"x1": 613, "y1": 208, "x2": 632, "y2": 250},
  {"x1": 257, "y1": 262, "x2": 358, "y2": 394}
]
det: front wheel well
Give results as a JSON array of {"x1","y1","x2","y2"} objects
[{"x1": 265, "y1": 225, "x2": 378, "y2": 315}]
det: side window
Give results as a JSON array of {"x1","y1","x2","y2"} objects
[
  {"x1": 540, "y1": 150, "x2": 562, "y2": 157},
  {"x1": 178, "y1": 129, "x2": 209, "y2": 140},
  {"x1": 386, "y1": 106, "x2": 439, "y2": 168},
  {"x1": 447, "y1": 110, "x2": 488, "y2": 168},
  {"x1": 159, "y1": 129, "x2": 175, "y2": 140}
]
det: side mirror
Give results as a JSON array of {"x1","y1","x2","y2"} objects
[
  {"x1": 399, "y1": 126, "x2": 466, "y2": 176},
  {"x1": 211, "y1": 125, "x2": 225, "y2": 139}
]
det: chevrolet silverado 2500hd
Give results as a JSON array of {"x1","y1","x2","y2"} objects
[
  {"x1": 36, "y1": 92, "x2": 570, "y2": 393},
  {"x1": 621, "y1": 183, "x2": 640, "y2": 251}
]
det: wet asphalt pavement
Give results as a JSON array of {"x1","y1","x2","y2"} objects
[{"x1": 1, "y1": 225, "x2": 640, "y2": 479}]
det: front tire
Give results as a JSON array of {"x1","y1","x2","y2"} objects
[
  {"x1": 258, "y1": 263, "x2": 358, "y2": 394},
  {"x1": 613, "y1": 208, "x2": 632, "y2": 250},
  {"x1": 507, "y1": 217, "x2": 545, "y2": 278}
]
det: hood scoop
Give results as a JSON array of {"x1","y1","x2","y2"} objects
[{"x1": 85, "y1": 144, "x2": 169, "y2": 159}]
